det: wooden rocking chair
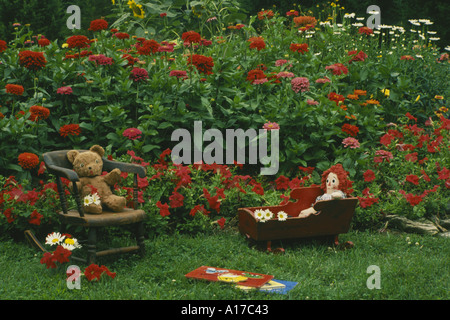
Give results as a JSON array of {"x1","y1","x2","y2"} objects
[{"x1": 40, "y1": 149, "x2": 147, "y2": 264}]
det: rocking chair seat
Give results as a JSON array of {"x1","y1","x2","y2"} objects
[{"x1": 58, "y1": 208, "x2": 146, "y2": 227}]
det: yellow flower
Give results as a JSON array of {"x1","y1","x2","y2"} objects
[
  {"x1": 62, "y1": 43, "x2": 69, "y2": 48},
  {"x1": 415, "y1": 95, "x2": 420, "y2": 102},
  {"x1": 381, "y1": 88, "x2": 390, "y2": 97},
  {"x1": 127, "y1": 0, "x2": 145, "y2": 19},
  {"x1": 434, "y1": 95, "x2": 444, "y2": 100},
  {"x1": 439, "y1": 106, "x2": 448, "y2": 113}
]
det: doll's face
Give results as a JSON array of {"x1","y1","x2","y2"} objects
[{"x1": 326, "y1": 173, "x2": 340, "y2": 194}]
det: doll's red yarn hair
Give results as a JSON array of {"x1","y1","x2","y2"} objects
[{"x1": 320, "y1": 164, "x2": 352, "y2": 195}]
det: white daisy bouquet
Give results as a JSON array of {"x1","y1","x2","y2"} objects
[
  {"x1": 83, "y1": 193, "x2": 101, "y2": 207},
  {"x1": 45, "y1": 231, "x2": 82, "y2": 251},
  {"x1": 253, "y1": 209, "x2": 288, "y2": 222}
]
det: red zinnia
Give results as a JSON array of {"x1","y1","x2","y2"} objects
[
  {"x1": 113, "y1": 32, "x2": 130, "y2": 40},
  {"x1": 137, "y1": 39, "x2": 160, "y2": 55},
  {"x1": 293, "y1": 16, "x2": 317, "y2": 27},
  {"x1": 290, "y1": 43, "x2": 309, "y2": 54},
  {"x1": 349, "y1": 50, "x2": 368, "y2": 63},
  {"x1": 5, "y1": 84, "x2": 24, "y2": 95},
  {"x1": 181, "y1": 31, "x2": 201, "y2": 44},
  {"x1": 325, "y1": 63, "x2": 348, "y2": 75},
  {"x1": 59, "y1": 124, "x2": 81, "y2": 137},
  {"x1": 130, "y1": 67, "x2": 149, "y2": 82},
  {"x1": 29, "y1": 105, "x2": 50, "y2": 121},
  {"x1": 38, "y1": 37, "x2": 51, "y2": 47},
  {"x1": 328, "y1": 92, "x2": 345, "y2": 105},
  {"x1": 400, "y1": 55, "x2": 415, "y2": 61},
  {"x1": 257, "y1": 10, "x2": 274, "y2": 20},
  {"x1": 0, "y1": 39, "x2": 7, "y2": 53},
  {"x1": 341, "y1": 123, "x2": 359, "y2": 136},
  {"x1": 18, "y1": 50, "x2": 47, "y2": 71},
  {"x1": 248, "y1": 37, "x2": 266, "y2": 51},
  {"x1": 89, "y1": 19, "x2": 108, "y2": 31},
  {"x1": 66, "y1": 35, "x2": 90, "y2": 49},
  {"x1": 246, "y1": 69, "x2": 266, "y2": 84},
  {"x1": 187, "y1": 54, "x2": 214, "y2": 75},
  {"x1": 18, "y1": 152, "x2": 40, "y2": 169},
  {"x1": 358, "y1": 27, "x2": 373, "y2": 35}
]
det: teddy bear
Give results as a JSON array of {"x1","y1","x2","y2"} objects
[{"x1": 67, "y1": 145, "x2": 126, "y2": 214}]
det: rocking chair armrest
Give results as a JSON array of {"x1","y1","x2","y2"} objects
[
  {"x1": 45, "y1": 163, "x2": 79, "y2": 181},
  {"x1": 102, "y1": 159, "x2": 147, "y2": 178}
]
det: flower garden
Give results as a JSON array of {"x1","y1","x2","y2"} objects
[{"x1": 0, "y1": 0, "x2": 449, "y2": 300}]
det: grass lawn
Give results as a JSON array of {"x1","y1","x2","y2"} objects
[{"x1": 0, "y1": 228, "x2": 448, "y2": 301}]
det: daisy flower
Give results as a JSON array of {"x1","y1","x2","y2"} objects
[
  {"x1": 277, "y1": 211, "x2": 288, "y2": 221},
  {"x1": 61, "y1": 237, "x2": 81, "y2": 251},
  {"x1": 45, "y1": 232, "x2": 65, "y2": 246},
  {"x1": 91, "y1": 193, "x2": 101, "y2": 205},
  {"x1": 254, "y1": 209, "x2": 266, "y2": 222},
  {"x1": 264, "y1": 209, "x2": 274, "y2": 220},
  {"x1": 84, "y1": 195, "x2": 93, "y2": 206}
]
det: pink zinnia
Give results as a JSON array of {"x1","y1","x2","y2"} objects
[
  {"x1": 316, "y1": 76, "x2": 331, "y2": 84},
  {"x1": 123, "y1": 127, "x2": 142, "y2": 140},
  {"x1": 276, "y1": 71, "x2": 295, "y2": 78},
  {"x1": 291, "y1": 77, "x2": 309, "y2": 93},
  {"x1": 263, "y1": 122, "x2": 280, "y2": 131},
  {"x1": 342, "y1": 137, "x2": 360, "y2": 149},
  {"x1": 307, "y1": 99, "x2": 319, "y2": 105},
  {"x1": 169, "y1": 70, "x2": 188, "y2": 79},
  {"x1": 57, "y1": 86, "x2": 73, "y2": 95}
]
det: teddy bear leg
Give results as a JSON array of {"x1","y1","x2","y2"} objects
[
  {"x1": 103, "y1": 195, "x2": 126, "y2": 212},
  {"x1": 84, "y1": 203, "x2": 103, "y2": 214}
]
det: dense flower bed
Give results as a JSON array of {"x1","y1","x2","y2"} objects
[{"x1": 0, "y1": 1, "x2": 449, "y2": 238}]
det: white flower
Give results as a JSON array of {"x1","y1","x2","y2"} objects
[
  {"x1": 254, "y1": 209, "x2": 266, "y2": 222},
  {"x1": 263, "y1": 209, "x2": 273, "y2": 220},
  {"x1": 277, "y1": 211, "x2": 288, "y2": 221},
  {"x1": 61, "y1": 237, "x2": 81, "y2": 251},
  {"x1": 45, "y1": 232, "x2": 65, "y2": 246},
  {"x1": 91, "y1": 193, "x2": 101, "y2": 205},
  {"x1": 84, "y1": 195, "x2": 93, "y2": 206},
  {"x1": 343, "y1": 13, "x2": 355, "y2": 19}
]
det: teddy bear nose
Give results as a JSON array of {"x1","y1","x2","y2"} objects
[{"x1": 88, "y1": 166, "x2": 92, "y2": 170}]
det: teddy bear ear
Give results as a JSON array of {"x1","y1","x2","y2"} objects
[
  {"x1": 90, "y1": 145, "x2": 105, "y2": 157},
  {"x1": 67, "y1": 150, "x2": 79, "y2": 164}
]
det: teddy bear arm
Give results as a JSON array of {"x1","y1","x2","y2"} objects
[{"x1": 103, "y1": 168, "x2": 122, "y2": 186}]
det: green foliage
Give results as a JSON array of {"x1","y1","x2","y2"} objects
[{"x1": 1, "y1": 231, "x2": 449, "y2": 299}]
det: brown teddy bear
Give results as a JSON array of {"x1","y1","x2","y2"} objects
[{"x1": 67, "y1": 145, "x2": 126, "y2": 214}]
